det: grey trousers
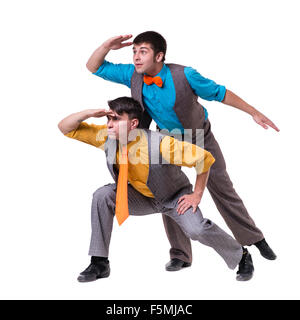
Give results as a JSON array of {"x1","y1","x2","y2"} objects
[
  {"x1": 163, "y1": 119, "x2": 264, "y2": 263},
  {"x1": 88, "y1": 183, "x2": 243, "y2": 270}
]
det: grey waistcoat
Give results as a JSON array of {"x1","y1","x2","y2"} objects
[
  {"x1": 104, "y1": 129, "x2": 192, "y2": 207},
  {"x1": 131, "y1": 63, "x2": 206, "y2": 142}
]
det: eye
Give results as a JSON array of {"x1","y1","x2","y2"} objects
[{"x1": 107, "y1": 116, "x2": 117, "y2": 121}]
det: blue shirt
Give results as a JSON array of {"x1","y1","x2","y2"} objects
[{"x1": 93, "y1": 61, "x2": 226, "y2": 133}]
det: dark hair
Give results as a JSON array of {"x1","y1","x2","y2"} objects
[
  {"x1": 133, "y1": 31, "x2": 167, "y2": 62},
  {"x1": 107, "y1": 97, "x2": 144, "y2": 122}
]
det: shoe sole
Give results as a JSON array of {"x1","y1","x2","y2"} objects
[
  {"x1": 165, "y1": 263, "x2": 191, "y2": 272},
  {"x1": 260, "y1": 253, "x2": 277, "y2": 260},
  {"x1": 77, "y1": 270, "x2": 110, "y2": 283},
  {"x1": 236, "y1": 273, "x2": 253, "y2": 281}
]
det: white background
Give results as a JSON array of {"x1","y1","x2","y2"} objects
[{"x1": 0, "y1": 0, "x2": 299, "y2": 300}]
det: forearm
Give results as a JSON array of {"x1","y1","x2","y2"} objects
[
  {"x1": 86, "y1": 44, "x2": 110, "y2": 73},
  {"x1": 194, "y1": 169, "x2": 210, "y2": 197},
  {"x1": 222, "y1": 89, "x2": 258, "y2": 116},
  {"x1": 222, "y1": 89, "x2": 280, "y2": 131},
  {"x1": 58, "y1": 110, "x2": 91, "y2": 135}
]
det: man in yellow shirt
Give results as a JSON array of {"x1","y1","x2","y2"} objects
[{"x1": 58, "y1": 97, "x2": 254, "y2": 282}]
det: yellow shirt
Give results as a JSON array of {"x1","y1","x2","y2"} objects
[{"x1": 65, "y1": 123, "x2": 215, "y2": 198}]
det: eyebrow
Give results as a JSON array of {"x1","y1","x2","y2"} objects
[
  {"x1": 107, "y1": 114, "x2": 122, "y2": 120},
  {"x1": 133, "y1": 46, "x2": 150, "y2": 50}
]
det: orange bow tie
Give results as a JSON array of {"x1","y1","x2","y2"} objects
[
  {"x1": 115, "y1": 145, "x2": 129, "y2": 226},
  {"x1": 143, "y1": 75, "x2": 163, "y2": 87}
]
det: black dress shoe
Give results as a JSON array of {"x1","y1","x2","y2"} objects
[
  {"x1": 236, "y1": 248, "x2": 254, "y2": 281},
  {"x1": 77, "y1": 256, "x2": 110, "y2": 282},
  {"x1": 254, "y1": 238, "x2": 277, "y2": 260},
  {"x1": 165, "y1": 258, "x2": 191, "y2": 271}
]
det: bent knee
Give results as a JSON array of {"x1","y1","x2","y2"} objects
[
  {"x1": 184, "y1": 219, "x2": 213, "y2": 240},
  {"x1": 93, "y1": 184, "x2": 116, "y2": 202}
]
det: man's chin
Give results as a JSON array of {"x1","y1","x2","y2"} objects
[
  {"x1": 134, "y1": 67, "x2": 144, "y2": 74},
  {"x1": 108, "y1": 133, "x2": 117, "y2": 140}
]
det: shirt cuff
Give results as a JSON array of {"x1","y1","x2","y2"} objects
[
  {"x1": 92, "y1": 60, "x2": 108, "y2": 75},
  {"x1": 217, "y1": 85, "x2": 227, "y2": 102},
  {"x1": 64, "y1": 130, "x2": 76, "y2": 138},
  {"x1": 195, "y1": 152, "x2": 215, "y2": 174}
]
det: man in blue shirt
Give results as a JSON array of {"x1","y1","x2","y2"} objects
[{"x1": 86, "y1": 31, "x2": 279, "y2": 273}]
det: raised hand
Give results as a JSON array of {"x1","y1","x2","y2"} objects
[
  {"x1": 103, "y1": 34, "x2": 133, "y2": 51},
  {"x1": 88, "y1": 108, "x2": 115, "y2": 118},
  {"x1": 86, "y1": 34, "x2": 133, "y2": 73}
]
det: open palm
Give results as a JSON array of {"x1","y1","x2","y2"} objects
[
  {"x1": 104, "y1": 34, "x2": 133, "y2": 50},
  {"x1": 88, "y1": 109, "x2": 114, "y2": 118}
]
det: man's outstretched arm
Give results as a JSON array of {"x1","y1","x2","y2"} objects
[
  {"x1": 86, "y1": 35, "x2": 133, "y2": 73},
  {"x1": 222, "y1": 89, "x2": 280, "y2": 132},
  {"x1": 184, "y1": 68, "x2": 280, "y2": 132},
  {"x1": 58, "y1": 109, "x2": 113, "y2": 135}
]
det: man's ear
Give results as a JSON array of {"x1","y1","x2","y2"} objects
[
  {"x1": 131, "y1": 118, "x2": 139, "y2": 130},
  {"x1": 155, "y1": 52, "x2": 164, "y2": 63}
]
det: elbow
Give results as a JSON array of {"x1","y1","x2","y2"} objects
[
  {"x1": 86, "y1": 62, "x2": 97, "y2": 73},
  {"x1": 57, "y1": 121, "x2": 67, "y2": 135},
  {"x1": 86, "y1": 62, "x2": 92, "y2": 72}
]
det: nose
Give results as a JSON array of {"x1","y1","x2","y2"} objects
[
  {"x1": 107, "y1": 119, "x2": 113, "y2": 129},
  {"x1": 134, "y1": 52, "x2": 140, "y2": 62}
]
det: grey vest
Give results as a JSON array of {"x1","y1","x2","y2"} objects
[
  {"x1": 104, "y1": 129, "x2": 192, "y2": 207},
  {"x1": 131, "y1": 63, "x2": 206, "y2": 142}
]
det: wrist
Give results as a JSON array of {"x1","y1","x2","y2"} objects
[
  {"x1": 78, "y1": 109, "x2": 92, "y2": 121},
  {"x1": 193, "y1": 189, "x2": 204, "y2": 197},
  {"x1": 101, "y1": 42, "x2": 112, "y2": 52},
  {"x1": 248, "y1": 105, "x2": 259, "y2": 117}
]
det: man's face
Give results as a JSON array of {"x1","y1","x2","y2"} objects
[
  {"x1": 133, "y1": 42, "x2": 161, "y2": 74},
  {"x1": 106, "y1": 111, "x2": 136, "y2": 144}
]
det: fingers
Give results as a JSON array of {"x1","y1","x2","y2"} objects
[
  {"x1": 120, "y1": 34, "x2": 133, "y2": 48},
  {"x1": 259, "y1": 122, "x2": 269, "y2": 129},
  {"x1": 177, "y1": 196, "x2": 185, "y2": 204},
  {"x1": 113, "y1": 34, "x2": 132, "y2": 43},
  {"x1": 178, "y1": 204, "x2": 191, "y2": 215},
  {"x1": 108, "y1": 35, "x2": 123, "y2": 44},
  {"x1": 121, "y1": 34, "x2": 133, "y2": 40},
  {"x1": 265, "y1": 119, "x2": 280, "y2": 132},
  {"x1": 112, "y1": 35, "x2": 123, "y2": 40},
  {"x1": 92, "y1": 109, "x2": 114, "y2": 117},
  {"x1": 105, "y1": 111, "x2": 115, "y2": 118},
  {"x1": 120, "y1": 42, "x2": 133, "y2": 48},
  {"x1": 255, "y1": 114, "x2": 280, "y2": 132},
  {"x1": 177, "y1": 195, "x2": 195, "y2": 214},
  {"x1": 99, "y1": 109, "x2": 114, "y2": 114},
  {"x1": 177, "y1": 201, "x2": 191, "y2": 215}
]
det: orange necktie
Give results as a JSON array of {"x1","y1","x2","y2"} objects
[
  {"x1": 143, "y1": 75, "x2": 163, "y2": 87},
  {"x1": 115, "y1": 145, "x2": 129, "y2": 226}
]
